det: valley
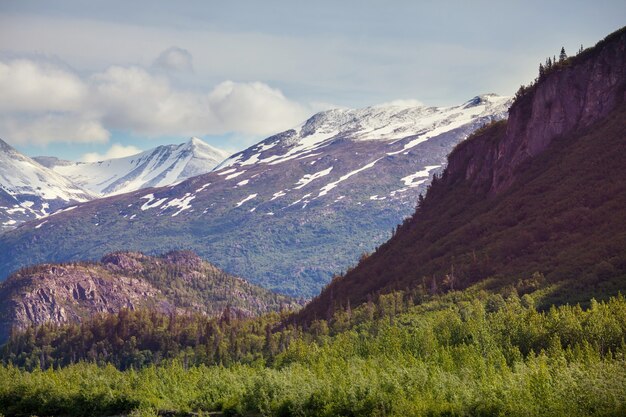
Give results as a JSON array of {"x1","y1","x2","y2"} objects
[{"x1": 0, "y1": 7, "x2": 625, "y2": 417}]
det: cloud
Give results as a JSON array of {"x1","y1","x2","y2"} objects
[
  {"x1": 207, "y1": 81, "x2": 310, "y2": 135},
  {"x1": 153, "y1": 46, "x2": 193, "y2": 72},
  {"x1": 81, "y1": 143, "x2": 142, "y2": 162},
  {"x1": 89, "y1": 65, "x2": 217, "y2": 136},
  {"x1": 0, "y1": 59, "x2": 86, "y2": 112},
  {"x1": 0, "y1": 58, "x2": 310, "y2": 145},
  {"x1": 375, "y1": 99, "x2": 424, "y2": 108},
  {"x1": 0, "y1": 114, "x2": 110, "y2": 145}
]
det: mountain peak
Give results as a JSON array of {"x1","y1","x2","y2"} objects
[
  {"x1": 0, "y1": 138, "x2": 14, "y2": 152},
  {"x1": 44, "y1": 138, "x2": 231, "y2": 197},
  {"x1": 187, "y1": 136, "x2": 206, "y2": 147}
]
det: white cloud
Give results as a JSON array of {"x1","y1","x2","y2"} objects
[
  {"x1": 0, "y1": 114, "x2": 109, "y2": 145},
  {"x1": 0, "y1": 59, "x2": 86, "y2": 112},
  {"x1": 89, "y1": 65, "x2": 218, "y2": 136},
  {"x1": 81, "y1": 143, "x2": 142, "y2": 162},
  {"x1": 153, "y1": 46, "x2": 193, "y2": 72},
  {"x1": 375, "y1": 99, "x2": 424, "y2": 108},
  {"x1": 0, "y1": 58, "x2": 310, "y2": 145},
  {"x1": 207, "y1": 81, "x2": 310, "y2": 135}
]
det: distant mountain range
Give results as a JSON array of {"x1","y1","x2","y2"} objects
[
  {"x1": 0, "y1": 137, "x2": 229, "y2": 231},
  {"x1": 36, "y1": 137, "x2": 230, "y2": 196},
  {"x1": 0, "y1": 94, "x2": 511, "y2": 297},
  {"x1": 0, "y1": 139, "x2": 95, "y2": 230}
]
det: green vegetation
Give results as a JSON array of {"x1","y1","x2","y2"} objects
[{"x1": 2, "y1": 286, "x2": 626, "y2": 416}]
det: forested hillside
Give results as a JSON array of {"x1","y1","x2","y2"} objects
[
  {"x1": 300, "y1": 26, "x2": 626, "y2": 322},
  {"x1": 2, "y1": 285, "x2": 626, "y2": 416}
]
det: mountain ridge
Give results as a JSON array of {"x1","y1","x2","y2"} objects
[
  {"x1": 0, "y1": 138, "x2": 95, "y2": 231},
  {"x1": 299, "y1": 25, "x2": 626, "y2": 321},
  {"x1": 0, "y1": 250, "x2": 298, "y2": 341},
  {"x1": 43, "y1": 137, "x2": 230, "y2": 196},
  {"x1": 0, "y1": 96, "x2": 511, "y2": 297}
]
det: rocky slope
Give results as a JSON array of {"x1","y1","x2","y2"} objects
[
  {"x1": 38, "y1": 137, "x2": 230, "y2": 196},
  {"x1": 300, "y1": 26, "x2": 626, "y2": 321},
  {"x1": 0, "y1": 95, "x2": 510, "y2": 297},
  {"x1": 0, "y1": 250, "x2": 298, "y2": 341},
  {"x1": 452, "y1": 28, "x2": 626, "y2": 195},
  {"x1": 0, "y1": 139, "x2": 95, "y2": 231}
]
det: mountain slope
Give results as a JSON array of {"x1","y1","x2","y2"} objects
[
  {"x1": 41, "y1": 137, "x2": 230, "y2": 196},
  {"x1": 300, "y1": 26, "x2": 626, "y2": 321},
  {"x1": 0, "y1": 250, "x2": 297, "y2": 341},
  {"x1": 0, "y1": 139, "x2": 95, "y2": 231},
  {"x1": 0, "y1": 95, "x2": 510, "y2": 297}
]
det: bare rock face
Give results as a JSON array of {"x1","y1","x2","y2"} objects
[
  {"x1": 161, "y1": 250, "x2": 203, "y2": 269},
  {"x1": 446, "y1": 28, "x2": 626, "y2": 194},
  {"x1": 0, "y1": 263, "x2": 169, "y2": 340},
  {"x1": 101, "y1": 252, "x2": 147, "y2": 273},
  {"x1": 0, "y1": 251, "x2": 298, "y2": 341}
]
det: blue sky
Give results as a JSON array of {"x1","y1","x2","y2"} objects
[{"x1": 0, "y1": 0, "x2": 624, "y2": 160}]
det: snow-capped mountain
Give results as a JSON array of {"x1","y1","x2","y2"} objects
[
  {"x1": 0, "y1": 138, "x2": 95, "y2": 231},
  {"x1": 218, "y1": 93, "x2": 510, "y2": 172},
  {"x1": 42, "y1": 137, "x2": 230, "y2": 196},
  {"x1": 0, "y1": 95, "x2": 512, "y2": 296}
]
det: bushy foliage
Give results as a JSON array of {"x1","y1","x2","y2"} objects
[{"x1": 2, "y1": 289, "x2": 626, "y2": 416}]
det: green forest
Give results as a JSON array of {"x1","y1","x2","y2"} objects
[{"x1": 2, "y1": 282, "x2": 626, "y2": 416}]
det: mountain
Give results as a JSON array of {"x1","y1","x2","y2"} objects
[
  {"x1": 0, "y1": 95, "x2": 511, "y2": 297},
  {"x1": 39, "y1": 137, "x2": 230, "y2": 196},
  {"x1": 0, "y1": 139, "x2": 95, "y2": 232},
  {"x1": 300, "y1": 26, "x2": 626, "y2": 321},
  {"x1": 0, "y1": 250, "x2": 298, "y2": 341}
]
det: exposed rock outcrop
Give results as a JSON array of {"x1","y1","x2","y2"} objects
[
  {"x1": 0, "y1": 251, "x2": 299, "y2": 341},
  {"x1": 297, "y1": 26, "x2": 626, "y2": 323},
  {"x1": 446, "y1": 27, "x2": 626, "y2": 194}
]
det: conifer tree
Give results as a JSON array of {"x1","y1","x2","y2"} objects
[{"x1": 559, "y1": 47, "x2": 567, "y2": 62}]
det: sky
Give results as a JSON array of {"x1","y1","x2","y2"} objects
[{"x1": 0, "y1": 1, "x2": 624, "y2": 161}]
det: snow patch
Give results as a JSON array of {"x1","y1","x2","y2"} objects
[
  {"x1": 162, "y1": 193, "x2": 195, "y2": 217},
  {"x1": 225, "y1": 170, "x2": 246, "y2": 180},
  {"x1": 271, "y1": 190, "x2": 287, "y2": 201},
  {"x1": 217, "y1": 168, "x2": 238, "y2": 176},
  {"x1": 236, "y1": 193, "x2": 258, "y2": 207},
  {"x1": 400, "y1": 165, "x2": 441, "y2": 188},
  {"x1": 294, "y1": 167, "x2": 333, "y2": 190},
  {"x1": 318, "y1": 158, "x2": 382, "y2": 197},
  {"x1": 195, "y1": 182, "x2": 211, "y2": 193},
  {"x1": 140, "y1": 194, "x2": 168, "y2": 211}
]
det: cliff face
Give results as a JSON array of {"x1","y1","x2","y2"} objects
[
  {"x1": 447, "y1": 27, "x2": 626, "y2": 194},
  {"x1": 298, "y1": 27, "x2": 626, "y2": 323},
  {"x1": 3, "y1": 265, "x2": 167, "y2": 331},
  {"x1": 0, "y1": 251, "x2": 298, "y2": 341}
]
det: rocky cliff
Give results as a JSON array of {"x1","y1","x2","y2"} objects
[
  {"x1": 298, "y1": 26, "x2": 626, "y2": 322},
  {"x1": 0, "y1": 251, "x2": 298, "y2": 341},
  {"x1": 447, "y1": 27, "x2": 626, "y2": 194}
]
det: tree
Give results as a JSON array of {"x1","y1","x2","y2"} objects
[{"x1": 559, "y1": 47, "x2": 567, "y2": 62}]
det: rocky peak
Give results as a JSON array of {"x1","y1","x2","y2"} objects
[
  {"x1": 101, "y1": 252, "x2": 146, "y2": 273},
  {"x1": 160, "y1": 250, "x2": 203, "y2": 269},
  {"x1": 0, "y1": 251, "x2": 299, "y2": 342}
]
